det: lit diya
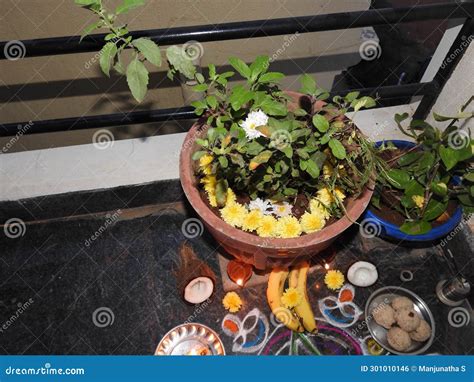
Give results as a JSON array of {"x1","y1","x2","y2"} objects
[{"x1": 155, "y1": 323, "x2": 225, "y2": 355}]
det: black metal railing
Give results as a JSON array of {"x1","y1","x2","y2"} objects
[{"x1": 0, "y1": 2, "x2": 473, "y2": 137}]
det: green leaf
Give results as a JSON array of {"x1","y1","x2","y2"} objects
[
  {"x1": 80, "y1": 21, "x2": 101, "y2": 42},
  {"x1": 431, "y1": 182, "x2": 448, "y2": 196},
  {"x1": 433, "y1": 111, "x2": 472, "y2": 121},
  {"x1": 75, "y1": 0, "x2": 101, "y2": 6},
  {"x1": 192, "y1": 150, "x2": 206, "y2": 160},
  {"x1": 249, "y1": 55, "x2": 269, "y2": 81},
  {"x1": 404, "y1": 180, "x2": 424, "y2": 197},
  {"x1": 166, "y1": 45, "x2": 196, "y2": 80},
  {"x1": 116, "y1": 0, "x2": 145, "y2": 14},
  {"x1": 439, "y1": 145, "x2": 458, "y2": 170},
  {"x1": 229, "y1": 85, "x2": 253, "y2": 111},
  {"x1": 206, "y1": 95, "x2": 218, "y2": 109},
  {"x1": 352, "y1": 96, "x2": 376, "y2": 111},
  {"x1": 400, "y1": 221, "x2": 432, "y2": 235},
  {"x1": 312, "y1": 114, "x2": 329, "y2": 133},
  {"x1": 126, "y1": 57, "x2": 149, "y2": 102},
  {"x1": 344, "y1": 91, "x2": 360, "y2": 102},
  {"x1": 423, "y1": 199, "x2": 448, "y2": 221},
  {"x1": 215, "y1": 179, "x2": 228, "y2": 207},
  {"x1": 299, "y1": 74, "x2": 316, "y2": 95},
  {"x1": 218, "y1": 156, "x2": 228, "y2": 168},
  {"x1": 99, "y1": 42, "x2": 117, "y2": 77},
  {"x1": 386, "y1": 169, "x2": 410, "y2": 189},
  {"x1": 394, "y1": 113, "x2": 410, "y2": 124},
  {"x1": 228, "y1": 57, "x2": 251, "y2": 79},
  {"x1": 305, "y1": 159, "x2": 320, "y2": 178},
  {"x1": 464, "y1": 172, "x2": 474, "y2": 182},
  {"x1": 258, "y1": 72, "x2": 285, "y2": 83},
  {"x1": 328, "y1": 138, "x2": 346, "y2": 159},
  {"x1": 398, "y1": 151, "x2": 422, "y2": 167},
  {"x1": 260, "y1": 100, "x2": 287, "y2": 116},
  {"x1": 192, "y1": 83, "x2": 208, "y2": 92},
  {"x1": 250, "y1": 150, "x2": 272, "y2": 170},
  {"x1": 208, "y1": 64, "x2": 216, "y2": 79},
  {"x1": 132, "y1": 38, "x2": 162, "y2": 67}
]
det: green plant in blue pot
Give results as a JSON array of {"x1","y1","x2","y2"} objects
[{"x1": 363, "y1": 98, "x2": 473, "y2": 242}]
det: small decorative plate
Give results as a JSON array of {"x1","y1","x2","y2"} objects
[{"x1": 155, "y1": 323, "x2": 225, "y2": 356}]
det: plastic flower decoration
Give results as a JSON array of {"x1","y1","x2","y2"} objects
[
  {"x1": 240, "y1": 109, "x2": 268, "y2": 140},
  {"x1": 222, "y1": 291, "x2": 243, "y2": 313},
  {"x1": 324, "y1": 270, "x2": 345, "y2": 290},
  {"x1": 281, "y1": 287, "x2": 303, "y2": 309}
]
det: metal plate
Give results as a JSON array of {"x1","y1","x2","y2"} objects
[
  {"x1": 365, "y1": 286, "x2": 435, "y2": 355},
  {"x1": 155, "y1": 323, "x2": 225, "y2": 356}
]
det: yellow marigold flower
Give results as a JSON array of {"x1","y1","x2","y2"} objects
[
  {"x1": 199, "y1": 154, "x2": 213, "y2": 168},
  {"x1": 324, "y1": 270, "x2": 345, "y2": 290},
  {"x1": 207, "y1": 190, "x2": 217, "y2": 207},
  {"x1": 316, "y1": 187, "x2": 334, "y2": 206},
  {"x1": 201, "y1": 165, "x2": 213, "y2": 176},
  {"x1": 334, "y1": 187, "x2": 346, "y2": 202},
  {"x1": 277, "y1": 216, "x2": 302, "y2": 238},
  {"x1": 256, "y1": 215, "x2": 278, "y2": 238},
  {"x1": 242, "y1": 209, "x2": 263, "y2": 232},
  {"x1": 226, "y1": 188, "x2": 236, "y2": 206},
  {"x1": 309, "y1": 199, "x2": 330, "y2": 220},
  {"x1": 300, "y1": 211, "x2": 326, "y2": 233},
  {"x1": 323, "y1": 163, "x2": 334, "y2": 179},
  {"x1": 220, "y1": 202, "x2": 247, "y2": 228},
  {"x1": 281, "y1": 287, "x2": 303, "y2": 309},
  {"x1": 222, "y1": 291, "x2": 242, "y2": 313},
  {"x1": 412, "y1": 195, "x2": 425, "y2": 209},
  {"x1": 201, "y1": 175, "x2": 216, "y2": 186}
]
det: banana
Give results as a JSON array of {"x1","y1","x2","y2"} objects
[
  {"x1": 267, "y1": 268, "x2": 304, "y2": 332},
  {"x1": 289, "y1": 261, "x2": 318, "y2": 333}
]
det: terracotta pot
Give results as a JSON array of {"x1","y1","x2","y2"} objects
[{"x1": 179, "y1": 92, "x2": 373, "y2": 270}]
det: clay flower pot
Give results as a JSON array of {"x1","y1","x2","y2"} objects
[{"x1": 179, "y1": 92, "x2": 374, "y2": 270}]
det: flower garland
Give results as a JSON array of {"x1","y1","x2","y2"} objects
[{"x1": 199, "y1": 154, "x2": 346, "y2": 238}]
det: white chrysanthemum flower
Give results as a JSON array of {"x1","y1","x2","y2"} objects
[
  {"x1": 270, "y1": 201, "x2": 292, "y2": 217},
  {"x1": 248, "y1": 198, "x2": 272, "y2": 215},
  {"x1": 240, "y1": 109, "x2": 269, "y2": 140}
]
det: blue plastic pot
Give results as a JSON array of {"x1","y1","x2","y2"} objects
[{"x1": 362, "y1": 140, "x2": 463, "y2": 242}]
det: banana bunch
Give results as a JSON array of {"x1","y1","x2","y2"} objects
[{"x1": 266, "y1": 261, "x2": 317, "y2": 333}]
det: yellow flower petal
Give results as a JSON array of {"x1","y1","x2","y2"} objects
[
  {"x1": 324, "y1": 270, "x2": 345, "y2": 291},
  {"x1": 412, "y1": 195, "x2": 425, "y2": 209},
  {"x1": 277, "y1": 216, "x2": 302, "y2": 238},
  {"x1": 242, "y1": 209, "x2": 263, "y2": 232},
  {"x1": 199, "y1": 154, "x2": 213, "y2": 168},
  {"x1": 281, "y1": 287, "x2": 303, "y2": 309},
  {"x1": 220, "y1": 203, "x2": 247, "y2": 228},
  {"x1": 256, "y1": 215, "x2": 278, "y2": 237},
  {"x1": 222, "y1": 291, "x2": 242, "y2": 313},
  {"x1": 300, "y1": 211, "x2": 326, "y2": 233}
]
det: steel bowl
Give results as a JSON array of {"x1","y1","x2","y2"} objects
[
  {"x1": 365, "y1": 286, "x2": 435, "y2": 355},
  {"x1": 155, "y1": 323, "x2": 225, "y2": 356}
]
